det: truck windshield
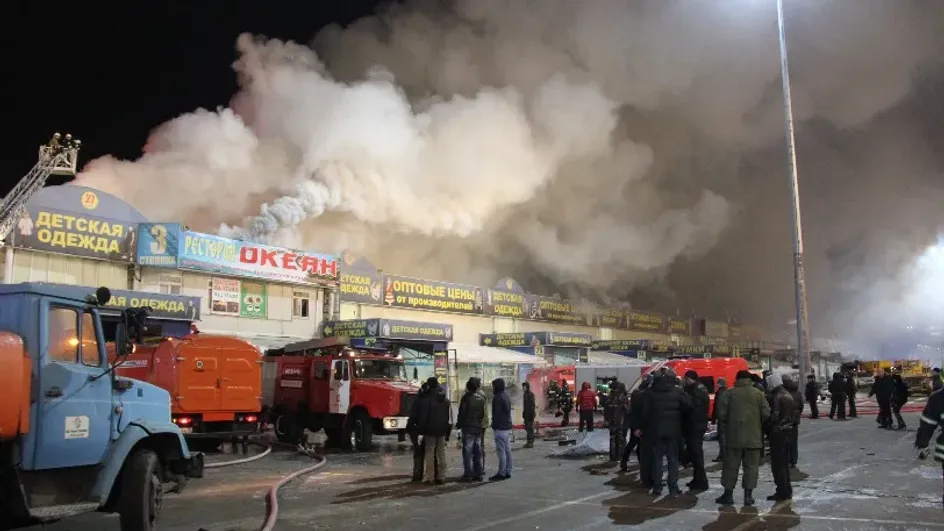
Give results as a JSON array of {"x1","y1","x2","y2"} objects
[{"x1": 354, "y1": 359, "x2": 407, "y2": 380}]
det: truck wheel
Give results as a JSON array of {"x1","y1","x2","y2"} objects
[
  {"x1": 274, "y1": 411, "x2": 300, "y2": 443},
  {"x1": 118, "y1": 449, "x2": 162, "y2": 531},
  {"x1": 351, "y1": 410, "x2": 373, "y2": 452}
]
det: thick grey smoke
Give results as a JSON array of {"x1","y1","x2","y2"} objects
[{"x1": 76, "y1": 0, "x2": 944, "y2": 342}]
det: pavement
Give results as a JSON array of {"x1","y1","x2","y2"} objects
[{"x1": 44, "y1": 408, "x2": 943, "y2": 531}]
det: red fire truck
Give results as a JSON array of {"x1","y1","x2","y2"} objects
[{"x1": 262, "y1": 336, "x2": 420, "y2": 451}]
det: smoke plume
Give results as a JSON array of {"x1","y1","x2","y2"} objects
[{"x1": 76, "y1": 0, "x2": 944, "y2": 342}]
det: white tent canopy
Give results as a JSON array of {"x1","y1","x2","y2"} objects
[
  {"x1": 450, "y1": 343, "x2": 548, "y2": 366},
  {"x1": 587, "y1": 351, "x2": 649, "y2": 366}
]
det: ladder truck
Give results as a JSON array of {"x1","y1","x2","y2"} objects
[{"x1": 0, "y1": 133, "x2": 82, "y2": 247}]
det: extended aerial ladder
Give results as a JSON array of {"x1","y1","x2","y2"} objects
[{"x1": 0, "y1": 133, "x2": 81, "y2": 246}]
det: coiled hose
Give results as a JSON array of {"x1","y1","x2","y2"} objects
[{"x1": 197, "y1": 440, "x2": 327, "y2": 531}]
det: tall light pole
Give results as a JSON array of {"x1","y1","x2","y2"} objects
[{"x1": 776, "y1": 0, "x2": 813, "y2": 377}]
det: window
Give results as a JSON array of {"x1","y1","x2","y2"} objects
[
  {"x1": 313, "y1": 362, "x2": 328, "y2": 380},
  {"x1": 158, "y1": 273, "x2": 182, "y2": 295},
  {"x1": 81, "y1": 312, "x2": 101, "y2": 366},
  {"x1": 48, "y1": 307, "x2": 80, "y2": 363},
  {"x1": 333, "y1": 361, "x2": 343, "y2": 381},
  {"x1": 293, "y1": 291, "x2": 310, "y2": 318}
]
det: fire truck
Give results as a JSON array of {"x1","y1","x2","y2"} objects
[{"x1": 262, "y1": 336, "x2": 420, "y2": 451}]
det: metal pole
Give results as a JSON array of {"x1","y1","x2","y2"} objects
[{"x1": 776, "y1": 0, "x2": 813, "y2": 377}]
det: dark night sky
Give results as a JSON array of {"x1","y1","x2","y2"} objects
[{"x1": 3, "y1": 0, "x2": 385, "y2": 195}]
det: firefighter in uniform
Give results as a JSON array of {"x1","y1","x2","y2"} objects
[
  {"x1": 915, "y1": 389, "x2": 944, "y2": 506},
  {"x1": 606, "y1": 383, "x2": 629, "y2": 461}
]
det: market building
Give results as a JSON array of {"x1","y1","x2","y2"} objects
[{"x1": 2, "y1": 183, "x2": 341, "y2": 350}]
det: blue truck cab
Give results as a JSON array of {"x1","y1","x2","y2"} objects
[{"x1": 0, "y1": 283, "x2": 204, "y2": 530}]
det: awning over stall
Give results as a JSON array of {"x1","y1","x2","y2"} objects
[
  {"x1": 588, "y1": 351, "x2": 649, "y2": 366},
  {"x1": 451, "y1": 343, "x2": 548, "y2": 365}
]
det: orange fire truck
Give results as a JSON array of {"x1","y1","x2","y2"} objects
[{"x1": 112, "y1": 332, "x2": 263, "y2": 451}]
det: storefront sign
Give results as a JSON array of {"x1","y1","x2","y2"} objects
[
  {"x1": 485, "y1": 289, "x2": 527, "y2": 318},
  {"x1": 546, "y1": 332, "x2": 592, "y2": 347},
  {"x1": 340, "y1": 269, "x2": 383, "y2": 304},
  {"x1": 703, "y1": 319, "x2": 729, "y2": 339},
  {"x1": 668, "y1": 317, "x2": 692, "y2": 336},
  {"x1": 13, "y1": 207, "x2": 136, "y2": 261},
  {"x1": 209, "y1": 278, "x2": 241, "y2": 316},
  {"x1": 135, "y1": 223, "x2": 181, "y2": 267},
  {"x1": 626, "y1": 310, "x2": 667, "y2": 334},
  {"x1": 479, "y1": 333, "x2": 544, "y2": 348},
  {"x1": 322, "y1": 319, "x2": 454, "y2": 342},
  {"x1": 594, "y1": 308, "x2": 625, "y2": 328},
  {"x1": 179, "y1": 231, "x2": 339, "y2": 285},
  {"x1": 526, "y1": 295, "x2": 589, "y2": 325},
  {"x1": 480, "y1": 331, "x2": 592, "y2": 348},
  {"x1": 382, "y1": 275, "x2": 484, "y2": 314},
  {"x1": 591, "y1": 339, "x2": 650, "y2": 351},
  {"x1": 239, "y1": 281, "x2": 268, "y2": 319},
  {"x1": 94, "y1": 288, "x2": 201, "y2": 321}
]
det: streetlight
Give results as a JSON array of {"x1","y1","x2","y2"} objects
[{"x1": 774, "y1": 0, "x2": 813, "y2": 378}]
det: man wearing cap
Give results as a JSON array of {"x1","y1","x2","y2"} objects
[
  {"x1": 682, "y1": 369, "x2": 711, "y2": 490},
  {"x1": 716, "y1": 369, "x2": 771, "y2": 506}
]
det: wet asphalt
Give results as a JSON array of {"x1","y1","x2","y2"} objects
[{"x1": 42, "y1": 407, "x2": 944, "y2": 531}]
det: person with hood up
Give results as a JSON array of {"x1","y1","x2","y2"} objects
[
  {"x1": 845, "y1": 371, "x2": 859, "y2": 418},
  {"x1": 490, "y1": 378, "x2": 513, "y2": 481},
  {"x1": 640, "y1": 368, "x2": 692, "y2": 496},
  {"x1": 932, "y1": 367, "x2": 943, "y2": 393},
  {"x1": 682, "y1": 370, "x2": 711, "y2": 490},
  {"x1": 416, "y1": 377, "x2": 452, "y2": 485},
  {"x1": 716, "y1": 370, "x2": 771, "y2": 507},
  {"x1": 621, "y1": 374, "x2": 651, "y2": 473},
  {"x1": 804, "y1": 374, "x2": 820, "y2": 419},
  {"x1": 781, "y1": 375, "x2": 804, "y2": 469},
  {"x1": 891, "y1": 374, "x2": 909, "y2": 430},
  {"x1": 606, "y1": 382, "x2": 629, "y2": 462},
  {"x1": 577, "y1": 381, "x2": 597, "y2": 433},
  {"x1": 456, "y1": 377, "x2": 487, "y2": 482},
  {"x1": 712, "y1": 377, "x2": 728, "y2": 463},
  {"x1": 869, "y1": 370, "x2": 894, "y2": 428},
  {"x1": 766, "y1": 373, "x2": 795, "y2": 501},
  {"x1": 522, "y1": 381, "x2": 537, "y2": 448},
  {"x1": 406, "y1": 382, "x2": 431, "y2": 482},
  {"x1": 558, "y1": 381, "x2": 573, "y2": 426},
  {"x1": 828, "y1": 372, "x2": 847, "y2": 420}
]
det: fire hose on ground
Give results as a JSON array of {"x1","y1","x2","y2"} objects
[{"x1": 197, "y1": 440, "x2": 328, "y2": 531}]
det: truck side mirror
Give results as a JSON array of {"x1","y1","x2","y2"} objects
[{"x1": 115, "y1": 323, "x2": 129, "y2": 357}]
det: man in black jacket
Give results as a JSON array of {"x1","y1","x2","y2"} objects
[
  {"x1": 620, "y1": 375, "x2": 650, "y2": 473},
  {"x1": 915, "y1": 387, "x2": 944, "y2": 507},
  {"x1": 456, "y1": 377, "x2": 487, "y2": 481},
  {"x1": 869, "y1": 371, "x2": 895, "y2": 429},
  {"x1": 891, "y1": 374, "x2": 909, "y2": 430},
  {"x1": 640, "y1": 368, "x2": 692, "y2": 496},
  {"x1": 804, "y1": 374, "x2": 819, "y2": 419},
  {"x1": 682, "y1": 370, "x2": 711, "y2": 490},
  {"x1": 828, "y1": 373, "x2": 847, "y2": 420},
  {"x1": 417, "y1": 377, "x2": 452, "y2": 485},
  {"x1": 782, "y1": 375, "x2": 804, "y2": 468},
  {"x1": 522, "y1": 381, "x2": 537, "y2": 448},
  {"x1": 406, "y1": 382, "x2": 430, "y2": 482},
  {"x1": 845, "y1": 372, "x2": 859, "y2": 418},
  {"x1": 766, "y1": 373, "x2": 795, "y2": 501}
]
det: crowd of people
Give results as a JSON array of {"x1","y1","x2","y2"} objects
[
  {"x1": 406, "y1": 376, "x2": 534, "y2": 485},
  {"x1": 602, "y1": 368, "x2": 799, "y2": 504},
  {"x1": 402, "y1": 367, "x2": 944, "y2": 505}
]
